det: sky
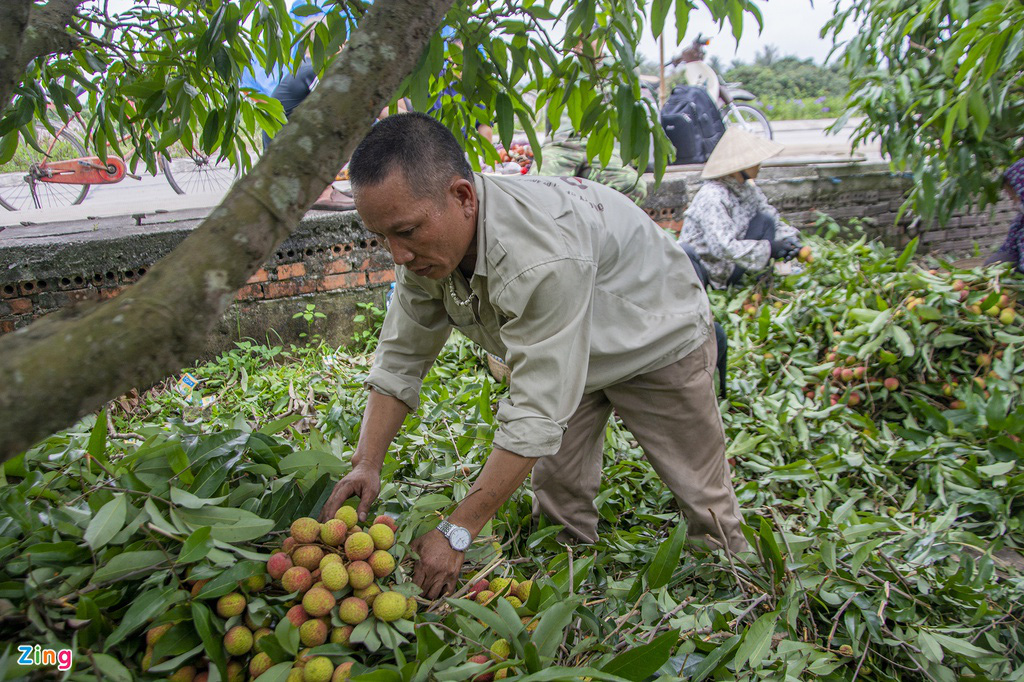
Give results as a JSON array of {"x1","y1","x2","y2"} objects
[
  {"x1": 94, "y1": 0, "x2": 856, "y2": 69},
  {"x1": 636, "y1": 0, "x2": 858, "y2": 68}
]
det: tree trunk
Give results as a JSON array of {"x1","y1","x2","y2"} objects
[
  {"x1": 0, "y1": 0, "x2": 83, "y2": 116},
  {"x1": 0, "y1": 0, "x2": 456, "y2": 462}
]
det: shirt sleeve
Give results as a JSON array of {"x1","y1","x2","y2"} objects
[
  {"x1": 691, "y1": 190, "x2": 772, "y2": 271},
  {"x1": 364, "y1": 273, "x2": 452, "y2": 411},
  {"x1": 492, "y1": 258, "x2": 597, "y2": 457},
  {"x1": 754, "y1": 186, "x2": 799, "y2": 239}
]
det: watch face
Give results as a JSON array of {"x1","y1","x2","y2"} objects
[{"x1": 450, "y1": 527, "x2": 472, "y2": 551}]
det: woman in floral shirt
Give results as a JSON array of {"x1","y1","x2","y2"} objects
[
  {"x1": 678, "y1": 128, "x2": 803, "y2": 289},
  {"x1": 984, "y1": 159, "x2": 1024, "y2": 273}
]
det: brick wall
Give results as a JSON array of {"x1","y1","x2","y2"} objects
[
  {"x1": 0, "y1": 160, "x2": 1018, "y2": 347},
  {"x1": 0, "y1": 211, "x2": 395, "y2": 347},
  {"x1": 640, "y1": 162, "x2": 1017, "y2": 253}
]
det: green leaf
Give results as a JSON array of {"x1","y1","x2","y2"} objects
[
  {"x1": 932, "y1": 333, "x2": 971, "y2": 348},
  {"x1": 261, "y1": 624, "x2": 296, "y2": 662},
  {"x1": 93, "y1": 550, "x2": 169, "y2": 583},
  {"x1": 977, "y1": 461, "x2": 1014, "y2": 477},
  {"x1": 152, "y1": 623, "x2": 202, "y2": 660},
  {"x1": 690, "y1": 635, "x2": 741, "y2": 682},
  {"x1": 202, "y1": 109, "x2": 222, "y2": 152},
  {"x1": 894, "y1": 237, "x2": 918, "y2": 271},
  {"x1": 277, "y1": 450, "x2": 349, "y2": 478},
  {"x1": 87, "y1": 409, "x2": 109, "y2": 465},
  {"x1": 601, "y1": 630, "x2": 679, "y2": 680},
  {"x1": 257, "y1": 415, "x2": 305, "y2": 435},
  {"x1": 531, "y1": 600, "x2": 575, "y2": 659},
  {"x1": 177, "y1": 506, "x2": 274, "y2": 542},
  {"x1": 733, "y1": 611, "x2": 779, "y2": 670},
  {"x1": 0, "y1": 131, "x2": 19, "y2": 164},
  {"x1": 106, "y1": 586, "x2": 186, "y2": 648},
  {"x1": 495, "y1": 92, "x2": 514, "y2": 151},
  {"x1": 169, "y1": 487, "x2": 229, "y2": 509},
  {"x1": 891, "y1": 326, "x2": 914, "y2": 356},
  {"x1": 646, "y1": 517, "x2": 686, "y2": 589},
  {"x1": 90, "y1": 654, "x2": 132, "y2": 682},
  {"x1": 650, "y1": 0, "x2": 672, "y2": 38},
  {"x1": 928, "y1": 631, "x2": 995, "y2": 658},
  {"x1": 197, "y1": 560, "x2": 263, "y2": 599},
  {"x1": 917, "y1": 631, "x2": 944, "y2": 663},
  {"x1": 84, "y1": 494, "x2": 127, "y2": 550},
  {"x1": 146, "y1": 644, "x2": 204, "y2": 674},
  {"x1": 192, "y1": 601, "x2": 228, "y2": 680},
  {"x1": 448, "y1": 598, "x2": 517, "y2": 642},
  {"x1": 758, "y1": 518, "x2": 786, "y2": 585},
  {"x1": 516, "y1": 668, "x2": 629, "y2": 682},
  {"x1": 255, "y1": 663, "x2": 295, "y2": 682},
  {"x1": 177, "y1": 526, "x2": 213, "y2": 564}
]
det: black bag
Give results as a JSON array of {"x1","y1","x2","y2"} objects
[{"x1": 660, "y1": 85, "x2": 725, "y2": 165}]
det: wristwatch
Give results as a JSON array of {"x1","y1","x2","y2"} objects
[{"x1": 436, "y1": 519, "x2": 472, "y2": 552}]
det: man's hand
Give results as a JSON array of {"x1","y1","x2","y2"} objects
[
  {"x1": 318, "y1": 463, "x2": 381, "y2": 523},
  {"x1": 411, "y1": 529, "x2": 465, "y2": 600}
]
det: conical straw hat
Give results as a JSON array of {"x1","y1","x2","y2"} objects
[{"x1": 700, "y1": 127, "x2": 784, "y2": 179}]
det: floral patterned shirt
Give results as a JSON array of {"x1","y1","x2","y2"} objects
[
  {"x1": 997, "y1": 159, "x2": 1024, "y2": 273},
  {"x1": 678, "y1": 177, "x2": 798, "y2": 289}
]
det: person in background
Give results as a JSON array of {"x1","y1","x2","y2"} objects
[
  {"x1": 984, "y1": 159, "x2": 1024, "y2": 273},
  {"x1": 678, "y1": 127, "x2": 803, "y2": 289},
  {"x1": 530, "y1": 26, "x2": 647, "y2": 204},
  {"x1": 265, "y1": 2, "x2": 405, "y2": 211}
]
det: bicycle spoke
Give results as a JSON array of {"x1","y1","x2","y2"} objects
[
  {"x1": 164, "y1": 154, "x2": 238, "y2": 195},
  {"x1": 0, "y1": 128, "x2": 89, "y2": 210}
]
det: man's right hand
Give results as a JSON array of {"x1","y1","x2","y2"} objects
[{"x1": 318, "y1": 462, "x2": 381, "y2": 524}]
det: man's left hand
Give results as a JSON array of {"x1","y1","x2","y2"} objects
[{"x1": 411, "y1": 529, "x2": 465, "y2": 600}]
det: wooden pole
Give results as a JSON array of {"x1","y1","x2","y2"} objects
[{"x1": 659, "y1": 34, "x2": 666, "y2": 108}]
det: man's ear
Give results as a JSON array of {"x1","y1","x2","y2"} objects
[{"x1": 451, "y1": 178, "x2": 476, "y2": 216}]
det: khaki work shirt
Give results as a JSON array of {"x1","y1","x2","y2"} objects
[{"x1": 366, "y1": 173, "x2": 712, "y2": 457}]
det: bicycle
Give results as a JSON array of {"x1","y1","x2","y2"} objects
[
  {"x1": 670, "y1": 35, "x2": 774, "y2": 140},
  {"x1": 0, "y1": 111, "x2": 238, "y2": 211}
]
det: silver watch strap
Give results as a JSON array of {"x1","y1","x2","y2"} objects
[{"x1": 436, "y1": 519, "x2": 454, "y2": 537}]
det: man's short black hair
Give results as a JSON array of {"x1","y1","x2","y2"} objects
[{"x1": 349, "y1": 112, "x2": 472, "y2": 202}]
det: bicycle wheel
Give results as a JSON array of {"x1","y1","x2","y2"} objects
[
  {"x1": 0, "y1": 127, "x2": 90, "y2": 210},
  {"x1": 723, "y1": 104, "x2": 773, "y2": 140},
  {"x1": 162, "y1": 151, "x2": 238, "y2": 195}
]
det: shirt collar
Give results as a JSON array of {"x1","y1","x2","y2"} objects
[
  {"x1": 470, "y1": 173, "x2": 488, "y2": 280},
  {"x1": 718, "y1": 175, "x2": 757, "y2": 197}
]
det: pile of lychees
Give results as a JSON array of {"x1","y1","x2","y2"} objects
[
  {"x1": 262, "y1": 509, "x2": 418, "y2": 681},
  {"x1": 143, "y1": 508, "x2": 417, "y2": 682},
  {"x1": 460, "y1": 575, "x2": 537, "y2": 681}
]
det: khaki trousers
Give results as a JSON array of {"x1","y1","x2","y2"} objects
[{"x1": 531, "y1": 334, "x2": 747, "y2": 553}]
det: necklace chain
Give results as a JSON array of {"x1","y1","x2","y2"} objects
[{"x1": 447, "y1": 274, "x2": 477, "y2": 307}]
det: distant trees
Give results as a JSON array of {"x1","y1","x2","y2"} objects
[
  {"x1": 722, "y1": 56, "x2": 848, "y2": 100},
  {"x1": 668, "y1": 48, "x2": 848, "y2": 103}
]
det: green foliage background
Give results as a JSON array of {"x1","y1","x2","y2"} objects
[{"x1": 824, "y1": 0, "x2": 1024, "y2": 223}]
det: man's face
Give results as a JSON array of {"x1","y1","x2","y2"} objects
[{"x1": 354, "y1": 169, "x2": 478, "y2": 280}]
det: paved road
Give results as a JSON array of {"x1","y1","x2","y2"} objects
[{"x1": 0, "y1": 117, "x2": 881, "y2": 229}]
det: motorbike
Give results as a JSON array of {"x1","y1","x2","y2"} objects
[{"x1": 670, "y1": 34, "x2": 774, "y2": 140}]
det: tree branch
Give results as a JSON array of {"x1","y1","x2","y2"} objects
[
  {"x1": 0, "y1": 0, "x2": 86, "y2": 118},
  {"x1": 0, "y1": 0, "x2": 457, "y2": 461}
]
